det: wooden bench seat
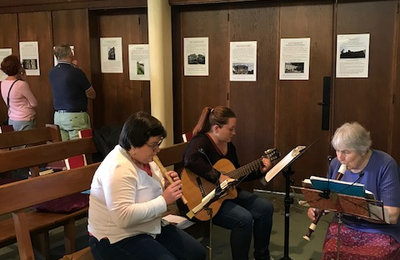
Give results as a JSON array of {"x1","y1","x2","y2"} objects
[
  {"x1": 0, "y1": 137, "x2": 99, "y2": 259},
  {"x1": 0, "y1": 124, "x2": 63, "y2": 182},
  {"x1": 0, "y1": 124, "x2": 61, "y2": 150},
  {"x1": 0, "y1": 207, "x2": 88, "y2": 248},
  {"x1": 0, "y1": 137, "x2": 98, "y2": 176},
  {"x1": 0, "y1": 163, "x2": 100, "y2": 260}
]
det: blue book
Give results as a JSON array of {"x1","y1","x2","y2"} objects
[{"x1": 309, "y1": 176, "x2": 366, "y2": 197}]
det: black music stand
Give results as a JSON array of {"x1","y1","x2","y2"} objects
[
  {"x1": 263, "y1": 145, "x2": 309, "y2": 260},
  {"x1": 292, "y1": 186, "x2": 387, "y2": 260},
  {"x1": 186, "y1": 182, "x2": 233, "y2": 260}
]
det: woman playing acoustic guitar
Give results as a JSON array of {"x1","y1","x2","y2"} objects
[{"x1": 183, "y1": 106, "x2": 275, "y2": 260}]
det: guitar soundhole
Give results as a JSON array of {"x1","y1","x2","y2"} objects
[{"x1": 196, "y1": 177, "x2": 206, "y2": 197}]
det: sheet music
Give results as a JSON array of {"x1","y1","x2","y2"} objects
[
  {"x1": 264, "y1": 146, "x2": 306, "y2": 182},
  {"x1": 292, "y1": 186, "x2": 388, "y2": 224},
  {"x1": 162, "y1": 214, "x2": 195, "y2": 229},
  {"x1": 309, "y1": 176, "x2": 365, "y2": 197}
]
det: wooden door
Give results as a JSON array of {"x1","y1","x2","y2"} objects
[
  {"x1": 333, "y1": 1, "x2": 398, "y2": 157},
  {"x1": 91, "y1": 9, "x2": 150, "y2": 128},
  {"x1": 172, "y1": 5, "x2": 230, "y2": 139},
  {"x1": 228, "y1": 3, "x2": 279, "y2": 189},
  {"x1": 391, "y1": 1, "x2": 400, "y2": 163},
  {"x1": 273, "y1": 3, "x2": 334, "y2": 190},
  {"x1": 172, "y1": 2, "x2": 335, "y2": 191}
]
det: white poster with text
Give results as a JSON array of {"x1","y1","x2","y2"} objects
[
  {"x1": 19, "y1": 42, "x2": 40, "y2": 76},
  {"x1": 129, "y1": 44, "x2": 150, "y2": 81},
  {"x1": 100, "y1": 37, "x2": 123, "y2": 73},
  {"x1": 336, "y1": 34, "x2": 370, "y2": 78},
  {"x1": 230, "y1": 41, "x2": 257, "y2": 82},
  {"x1": 279, "y1": 38, "x2": 310, "y2": 80},
  {"x1": 184, "y1": 37, "x2": 208, "y2": 76}
]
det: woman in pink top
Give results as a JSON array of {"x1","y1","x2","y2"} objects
[{"x1": 1, "y1": 55, "x2": 37, "y2": 130}]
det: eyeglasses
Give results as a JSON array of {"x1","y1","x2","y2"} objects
[{"x1": 145, "y1": 138, "x2": 163, "y2": 151}]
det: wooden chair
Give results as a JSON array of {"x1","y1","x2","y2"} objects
[{"x1": 182, "y1": 132, "x2": 193, "y2": 143}]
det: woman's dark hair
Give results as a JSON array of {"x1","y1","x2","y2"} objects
[
  {"x1": 119, "y1": 111, "x2": 167, "y2": 150},
  {"x1": 1, "y1": 55, "x2": 21, "y2": 76},
  {"x1": 192, "y1": 106, "x2": 236, "y2": 136}
]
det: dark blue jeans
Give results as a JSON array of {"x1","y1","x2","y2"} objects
[
  {"x1": 89, "y1": 224, "x2": 206, "y2": 260},
  {"x1": 212, "y1": 189, "x2": 274, "y2": 260}
]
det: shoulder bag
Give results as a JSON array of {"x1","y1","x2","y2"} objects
[{"x1": 3, "y1": 79, "x2": 20, "y2": 125}]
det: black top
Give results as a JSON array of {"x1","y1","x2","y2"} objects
[
  {"x1": 49, "y1": 62, "x2": 92, "y2": 111},
  {"x1": 183, "y1": 133, "x2": 262, "y2": 184}
]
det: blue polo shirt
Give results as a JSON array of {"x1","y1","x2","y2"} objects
[{"x1": 49, "y1": 62, "x2": 92, "y2": 112}]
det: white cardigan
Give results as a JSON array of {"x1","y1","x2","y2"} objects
[{"x1": 88, "y1": 145, "x2": 167, "y2": 244}]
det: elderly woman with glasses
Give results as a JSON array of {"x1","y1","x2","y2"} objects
[{"x1": 88, "y1": 111, "x2": 206, "y2": 260}]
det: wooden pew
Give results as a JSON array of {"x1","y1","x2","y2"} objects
[
  {"x1": 0, "y1": 137, "x2": 97, "y2": 177},
  {"x1": 0, "y1": 137, "x2": 98, "y2": 258},
  {"x1": 0, "y1": 124, "x2": 62, "y2": 180},
  {"x1": 0, "y1": 141, "x2": 189, "y2": 260},
  {"x1": 157, "y1": 142, "x2": 188, "y2": 170},
  {"x1": 0, "y1": 124, "x2": 61, "y2": 150},
  {"x1": 0, "y1": 163, "x2": 100, "y2": 260}
]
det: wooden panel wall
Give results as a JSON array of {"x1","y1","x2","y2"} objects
[
  {"x1": 52, "y1": 9, "x2": 94, "y2": 124},
  {"x1": 92, "y1": 9, "x2": 150, "y2": 128},
  {"x1": 0, "y1": 14, "x2": 18, "y2": 124},
  {"x1": 1, "y1": 0, "x2": 399, "y2": 193},
  {"x1": 171, "y1": 0, "x2": 400, "y2": 191},
  {"x1": 333, "y1": 1, "x2": 398, "y2": 152},
  {"x1": 0, "y1": 7, "x2": 149, "y2": 130},
  {"x1": 0, "y1": 10, "x2": 93, "y2": 128},
  {"x1": 0, "y1": 0, "x2": 147, "y2": 13},
  {"x1": 173, "y1": 5, "x2": 230, "y2": 137},
  {"x1": 228, "y1": 2, "x2": 279, "y2": 169},
  {"x1": 275, "y1": 2, "x2": 334, "y2": 188},
  {"x1": 391, "y1": 2, "x2": 400, "y2": 160},
  {"x1": 18, "y1": 12, "x2": 54, "y2": 127}
]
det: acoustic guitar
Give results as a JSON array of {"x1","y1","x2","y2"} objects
[{"x1": 181, "y1": 148, "x2": 281, "y2": 221}]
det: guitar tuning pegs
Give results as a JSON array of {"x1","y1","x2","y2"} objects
[{"x1": 264, "y1": 148, "x2": 281, "y2": 162}]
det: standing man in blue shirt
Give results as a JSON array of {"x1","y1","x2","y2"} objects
[{"x1": 49, "y1": 44, "x2": 96, "y2": 140}]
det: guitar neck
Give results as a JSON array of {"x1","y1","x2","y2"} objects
[{"x1": 226, "y1": 159, "x2": 261, "y2": 179}]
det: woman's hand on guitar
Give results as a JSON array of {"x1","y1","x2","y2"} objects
[
  {"x1": 260, "y1": 157, "x2": 272, "y2": 173},
  {"x1": 219, "y1": 173, "x2": 233, "y2": 184},
  {"x1": 162, "y1": 179, "x2": 182, "y2": 205}
]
